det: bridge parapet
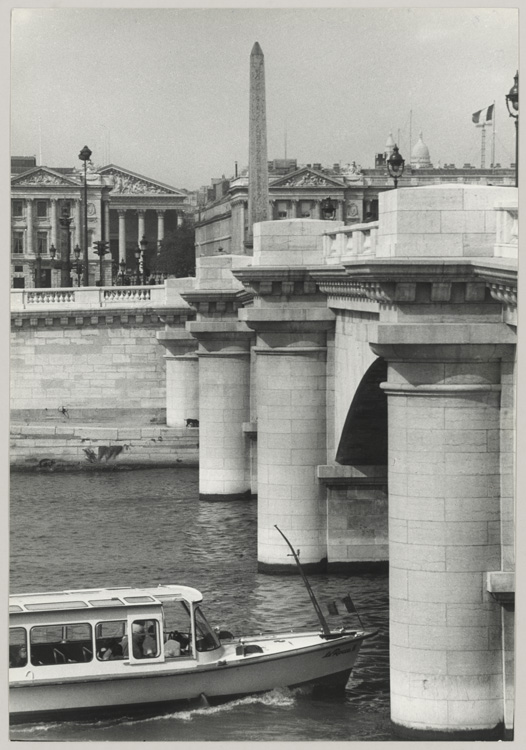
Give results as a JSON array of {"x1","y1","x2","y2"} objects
[
  {"x1": 11, "y1": 284, "x2": 166, "y2": 311},
  {"x1": 376, "y1": 184, "x2": 517, "y2": 259}
]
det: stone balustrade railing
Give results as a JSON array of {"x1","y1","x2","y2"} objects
[
  {"x1": 323, "y1": 221, "x2": 379, "y2": 265},
  {"x1": 494, "y1": 201, "x2": 518, "y2": 259},
  {"x1": 11, "y1": 284, "x2": 168, "y2": 311}
]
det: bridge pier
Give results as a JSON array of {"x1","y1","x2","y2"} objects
[
  {"x1": 156, "y1": 331, "x2": 198, "y2": 427},
  {"x1": 252, "y1": 329, "x2": 330, "y2": 572},
  {"x1": 374, "y1": 342, "x2": 512, "y2": 740},
  {"x1": 189, "y1": 323, "x2": 253, "y2": 501}
]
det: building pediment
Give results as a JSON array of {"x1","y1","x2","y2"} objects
[
  {"x1": 99, "y1": 165, "x2": 187, "y2": 197},
  {"x1": 270, "y1": 168, "x2": 346, "y2": 189},
  {"x1": 11, "y1": 167, "x2": 80, "y2": 188}
]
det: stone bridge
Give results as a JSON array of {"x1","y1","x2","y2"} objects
[{"x1": 10, "y1": 184, "x2": 517, "y2": 739}]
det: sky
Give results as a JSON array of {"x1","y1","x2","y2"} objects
[{"x1": 10, "y1": 5, "x2": 519, "y2": 191}]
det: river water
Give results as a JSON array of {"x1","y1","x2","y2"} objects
[{"x1": 10, "y1": 468, "x2": 392, "y2": 741}]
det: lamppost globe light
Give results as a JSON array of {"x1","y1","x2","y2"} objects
[
  {"x1": 78, "y1": 145, "x2": 92, "y2": 162},
  {"x1": 49, "y1": 244, "x2": 56, "y2": 260},
  {"x1": 78, "y1": 145, "x2": 92, "y2": 286},
  {"x1": 134, "y1": 247, "x2": 141, "y2": 260},
  {"x1": 505, "y1": 71, "x2": 519, "y2": 187},
  {"x1": 140, "y1": 235, "x2": 149, "y2": 251},
  {"x1": 73, "y1": 244, "x2": 81, "y2": 261},
  {"x1": 387, "y1": 144, "x2": 405, "y2": 188}
]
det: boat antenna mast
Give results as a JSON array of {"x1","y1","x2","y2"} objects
[{"x1": 274, "y1": 525, "x2": 331, "y2": 636}]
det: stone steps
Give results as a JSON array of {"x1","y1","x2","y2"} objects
[{"x1": 10, "y1": 423, "x2": 199, "y2": 471}]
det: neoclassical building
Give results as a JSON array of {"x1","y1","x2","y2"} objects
[
  {"x1": 11, "y1": 157, "x2": 196, "y2": 288},
  {"x1": 195, "y1": 134, "x2": 515, "y2": 258}
]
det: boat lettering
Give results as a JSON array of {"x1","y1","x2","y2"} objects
[{"x1": 323, "y1": 645, "x2": 355, "y2": 658}]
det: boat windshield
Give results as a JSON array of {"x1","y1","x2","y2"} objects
[{"x1": 194, "y1": 606, "x2": 221, "y2": 652}]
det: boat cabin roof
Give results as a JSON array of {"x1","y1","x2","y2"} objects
[{"x1": 9, "y1": 584, "x2": 203, "y2": 615}]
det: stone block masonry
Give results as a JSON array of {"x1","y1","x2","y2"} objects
[{"x1": 10, "y1": 315, "x2": 168, "y2": 422}]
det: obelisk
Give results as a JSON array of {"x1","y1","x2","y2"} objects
[{"x1": 248, "y1": 42, "x2": 269, "y2": 239}]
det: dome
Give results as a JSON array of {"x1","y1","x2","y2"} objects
[
  {"x1": 411, "y1": 132, "x2": 432, "y2": 168},
  {"x1": 384, "y1": 132, "x2": 396, "y2": 158}
]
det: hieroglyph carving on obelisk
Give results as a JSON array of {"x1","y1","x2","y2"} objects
[{"x1": 248, "y1": 42, "x2": 270, "y2": 235}]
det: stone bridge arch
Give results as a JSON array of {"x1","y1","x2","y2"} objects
[{"x1": 319, "y1": 354, "x2": 389, "y2": 572}]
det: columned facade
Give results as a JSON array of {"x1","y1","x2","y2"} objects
[{"x1": 11, "y1": 161, "x2": 194, "y2": 288}]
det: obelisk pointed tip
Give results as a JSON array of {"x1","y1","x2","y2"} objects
[{"x1": 251, "y1": 41, "x2": 263, "y2": 56}]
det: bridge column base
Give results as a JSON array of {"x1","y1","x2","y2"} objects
[{"x1": 391, "y1": 720, "x2": 504, "y2": 742}]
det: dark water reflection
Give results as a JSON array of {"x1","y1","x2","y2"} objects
[{"x1": 10, "y1": 468, "x2": 392, "y2": 741}]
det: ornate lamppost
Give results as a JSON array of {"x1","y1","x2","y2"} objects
[
  {"x1": 118, "y1": 258, "x2": 127, "y2": 286},
  {"x1": 387, "y1": 145, "x2": 405, "y2": 188},
  {"x1": 505, "y1": 71, "x2": 519, "y2": 187},
  {"x1": 72, "y1": 244, "x2": 83, "y2": 287},
  {"x1": 93, "y1": 240, "x2": 110, "y2": 286},
  {"x1": 57, "y1": 207, "x2": 73, "y2": 287},
  {"x1": 78, "y1": 145, "x2": 92, "y2": 286}
]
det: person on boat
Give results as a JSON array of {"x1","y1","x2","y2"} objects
[
  {"x1": 142, "y1": 623, "x2": 158, "y2": 658},
  {"x1": 10, "y1": 645, "x2": 27, "y2": 668},
  {"x1": 121, "y1": 622, "x2": 146, "y2": 659},
  {"x1": 163, "y1": 634, "x2": 181, "y2": 658}
]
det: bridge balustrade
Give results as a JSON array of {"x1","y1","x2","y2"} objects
[
  {"x1": 11, "y1": 284, "x2": 167, "y2": 311},
  {"x1": 323, "y1": 221, "x2": 379, "y2": 265}
]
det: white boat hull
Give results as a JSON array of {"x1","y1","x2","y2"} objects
[{"x1": 10, "y1": 630, "x2": 370, "y2": 723}]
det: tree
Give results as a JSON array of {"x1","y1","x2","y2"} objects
[{"x1": 150, "y1": 217, "x2": 196, "y2": 278}]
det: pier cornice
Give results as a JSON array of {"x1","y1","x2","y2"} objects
[
  {"x1": 232, "y1": 267, "x2": 319, "y2": 298},
  {"x1": 308, "y1": 258, "x2": 517, "y2": 317},
  {"x1": 11, "y1": 305, "x2": 192, "y2": 329},
  {"x1": 180, "y1": 288, "x2": 253, "y2": 316}
]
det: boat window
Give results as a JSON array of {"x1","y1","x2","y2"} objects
[
  {"x1": 25, "y1": 601, "x2": 88, "y2": 611},
  {"x1": 30, "y1": 623, "x2": 93, "y2": 666},
  {"x1": 123, "y1": 596, "x2": 155, "y2": 603},
  {"x1": 161, "y1": 600, "x2": 192, "y2": 657},
  {"x1": 9, "y1": 628, "x2": 27, "y2": 668},
  {"x1": 89, "y1": 598, "x2": 125, "y2": 607},
  {"x1": 124, "y1": 620, "x2": 160, "y2": 660},
  {"x1": 194, "y1": 607, "x2": 221, "y2": 652},
  {"x1": 95, "y1": 620, "x2": 126, "y2": 661},
  {"x1": 9, "y1": 605, "x2": 23, "y2": 613}
]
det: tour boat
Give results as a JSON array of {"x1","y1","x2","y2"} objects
[{"x1": 9, "y1": 582, "x2": 375, "y2": 723}]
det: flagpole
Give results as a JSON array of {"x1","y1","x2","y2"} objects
[
  {"x1": 274, "y1": 525, "x2": 331, "y2": 636},
  {"x1": 481, "y1": 123, "x2": 486, "y2": 169}
]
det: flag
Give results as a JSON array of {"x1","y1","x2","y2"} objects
[
  {"x1": 472, "y1": 104, "x2": 494, "y2": 126},
  {"x1": 327, "y1": 601, "x2": 339, "y2": 616}
]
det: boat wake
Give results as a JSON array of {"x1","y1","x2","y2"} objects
[{"x1": 123, "y1": 688, "x2": 299, "y2": 725}]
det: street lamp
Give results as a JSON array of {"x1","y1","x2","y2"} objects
[
  {"x1": 505, "y1": 70, "x2": 519, "y2": 187},
  {"x1": 93, "y1": 240, "x2": 110, "y2": 287},
  {"x1": 73, "y1": 244, "x2": 83, "y2": 287},
  {"x1": 387, "y1": 145, "x2": 405, "y2": 188},
  {"x1": 118, "y1": 258, "x2": 127, "y2": 286},
  {"x1": 78, "y1": 145, "x2": 92, "y2": 286}
]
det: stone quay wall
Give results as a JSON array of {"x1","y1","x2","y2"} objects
[{"x1": 10, "y1": 281, "x2": 198, "y2": 467}]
